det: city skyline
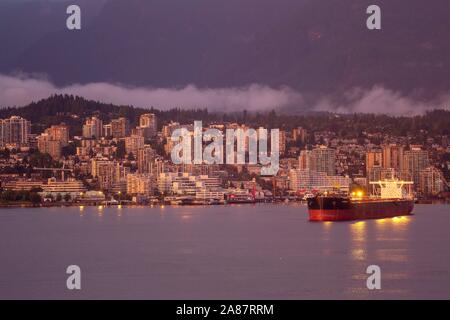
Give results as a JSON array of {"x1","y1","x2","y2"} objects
[{"x1": 0, "y1": 94, "x2": 448, "y2": 207}]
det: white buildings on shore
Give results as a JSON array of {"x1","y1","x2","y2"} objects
[
  {"x1": 157, "y1": 172, "x2": 222, "y2": 196},
  {"x1": 127, "y1": 174, "x2": 154, "y2": 196},
  {"x1": 289, "y1": 169, "x2": 350, "y2": 194}
]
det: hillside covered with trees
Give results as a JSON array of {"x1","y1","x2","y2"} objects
[{"x1": 0, "y1": 95, "x2": 448, "y2": 140}]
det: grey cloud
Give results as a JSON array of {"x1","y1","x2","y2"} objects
[
  {"x1": 0, "y1": 74, "x2": 448, "y2": 115},
  {"x1": 314, "y1": 86, "x2": 449, "y2": 116},
  {"x1": 0, "y1": 74, "x2": 303, "y2": 112}
]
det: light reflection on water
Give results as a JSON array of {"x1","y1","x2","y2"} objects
[
  {"x1": 0, "y1": 205, "x2": 449, "y2": 299},
  {"x1": 346, "y1": 215, "x2": 412, "y2": 298},
  {"x1": 350, "y1": 221, "x2": 367, "y2": 262}
]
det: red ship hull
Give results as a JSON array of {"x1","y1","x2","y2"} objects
[{"x1": 308, "y1": 197, "x2": 414, "y2": 222}]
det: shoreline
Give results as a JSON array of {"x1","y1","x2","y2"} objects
[{"x1": 0, "y1": 201, "x2": 448, "y2": 209}]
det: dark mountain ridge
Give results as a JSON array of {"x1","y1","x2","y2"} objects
[{"x1": 0, "y1": 95, "x2": 448, "y2": 139}]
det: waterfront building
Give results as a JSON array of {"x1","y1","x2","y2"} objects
[
  {"x1": 195, "y1": 188, "x2": 225, "y2": 201},
  {"x1": 157, "y1": 172, "x2": 221, "y2": 195},
  {"x1": 194, "y1": 175, "x2": 222, "y2": 189},
  {"x1": 310, "y1": 146, "x2": 336, "y2": 176},
  {"x1": 172, "y1": 178, "x2": 198, "y2": 195},
  {"x1": 78, "y1": 191, "x2": 106, "y2": 203},
  {"x1": 157, "y1": 172, "x2": 179, "y2": 194},
  {"x1": 126, "y1": 174, "x2": 154, "y2": 196},
  {"x1": 403, "y1": 147, "x2": 430, "y2": 188},
  {"x1": 41, "y1": 177, "x2": 86, "y2": 198},
  {"x1": 168, "y1": 174, "x2": 201, "y2": 195},
  {"x1": 289, "y1": 169, "x2": 350, "y2": 193},
  {"x1": 111, "y1": 180, "x2": 127, "y2": 195},
  {"x1": 91, "y1": 158, "x2": 123, "y2": 191},
  {"x1": 3, "y1": 180, "x2": 43, "y2": 191},
  {"x1": 419, "y1": 166, "x2": 446, "y2": 196}
]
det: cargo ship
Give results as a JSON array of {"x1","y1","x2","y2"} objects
[{"x1": 308, "y1": 179, "x2": 414, "y2": 221}]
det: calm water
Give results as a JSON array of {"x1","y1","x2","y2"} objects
[{"x1": 0, "y1": 204, "x2": 449, "y2": 300}]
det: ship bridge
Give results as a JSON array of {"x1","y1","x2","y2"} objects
[{"x1": 369, "y1": 179, "x2": 413, "y2": 199}]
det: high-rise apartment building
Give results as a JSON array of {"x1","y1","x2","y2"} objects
[
  {"x1": 382, "y1": 144, "x2": 404, "y2": 172},
  {"x1": 137, "y1": 145, "x2": 156, "y2": 174},
  {"x1": 45, "y1": 124, "x2": 70, "y2": 146},
  {"x1": 0, "y1": 116, "x2": 31, "y2": 146},
  {"x1": 419, "y1": 166, "x2": 446, "y2": 196},
  {"x1": 91, "y1": 159, "x2": 124, "y2": 191},
  {"x1": 366, "y1": 150, "x2": 382, "y2": 175},
  {"x1": 289, "y1": 169, "x2": 350, "y2": 193},
  {"x1": 292, "y1": 127, "x2": 307, "y2": 143},
  {"x1": 127, "y1": 174, "x2": 154, "y2": 195},
  {"x1": 403, "y1": 147, "x2": 430, "y2": 187},
  {"x1": 125, "y1": 135, "x2": 145, "y2": 155},
  {"x1": 310, "y1": 146, "x2": 336, "y2": 176},
  {"x1": 139, "y1": 113, "x2": 157, "y2": 139},
  {"x1": 279, "y1": 130, "x2": 287, "y2": 155},
  {"x1": 162, "y1": 122, "x2": 182, "y2": 139},
  {"x1": 37, "y1": 133, "x2": 63, "y2": 159},
  {"x1": 82, "y1": 117, "x2": 103, "y2": 139},
  {"x1": 111, "y1": 117, "x2": 130, "y2": 138},
  {"x1": 103, "y1": 124, "x2": 112, "y2": 138},
  {"x1": 298, "y1": 150, "x2": 312, "y2": 170}
]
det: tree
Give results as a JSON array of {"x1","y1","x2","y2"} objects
[
  {"x1": 61, "y1": 143, "x2": 77, "y2": 157},
  {"x1": 0, "y1": 190, "x2": 15, "y2": 202},
  {"x1": 116, "y1": 140, "x2": 126, "y2": 159},
  {"x1": 56, "y1": 193, "x2": 63, "y2": 202},
  {"x1": 64, "y1": 193, "x2": 72, "y2": 202},
  {"x1": 30, "y1": 193, "x2": 42, "y2": 206}
]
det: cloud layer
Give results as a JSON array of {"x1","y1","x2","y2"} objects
[{"x1": 0, "y1": 74, "x2": 448, "y2": 115}]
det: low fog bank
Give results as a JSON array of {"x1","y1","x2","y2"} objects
[{"x1": 0, "y1": 74, "x2": 448, "y2": 115}]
